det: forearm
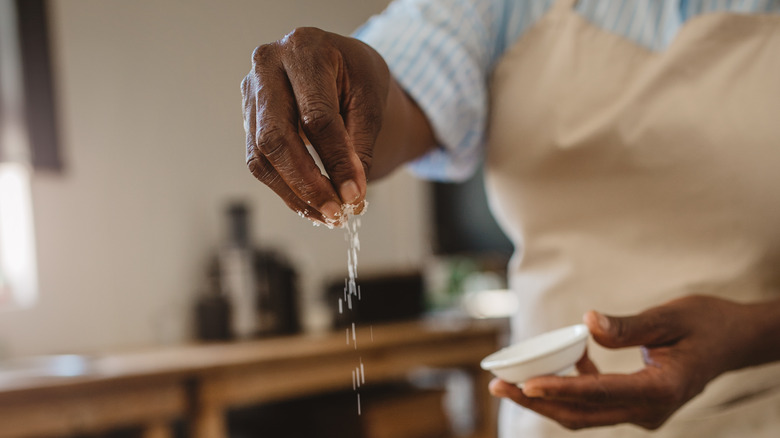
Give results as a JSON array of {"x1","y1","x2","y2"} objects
[{"x1": 368, "y1": 76, "x2": 436, "y2": 180}]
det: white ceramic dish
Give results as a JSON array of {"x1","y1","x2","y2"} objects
[{"x1": 481, "y1": 324, "x2": 589, "y2": 384}]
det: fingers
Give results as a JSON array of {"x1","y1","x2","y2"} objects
[
  {"x1": 244, "y1": 28, "x2": 388, "y2": 222},
  {"x1": 338, "y1": 45, "x2": 387, "y2": 182},
  {"x1": 487, "y1": 301, "x2": 720, "y2": 431},
  {"x1": 246, "y1": 139, "x2": 325, "y2": 223},
  {"x1": 489, "y1": 379, "x2": 658, "y2": 430},
  {"x1": 584, "y1": 307, "x2": 684, "y2": 349},
  {"x1": 244, "y1": 79, "x2": 321, "y2": 222},
  {"x1": 249, "y1": 43, "x2": 344, "y2": 222},
  {"x1": 281, "y1": 28, "x2": 367, "y2": 206},
  {"x1": 522, "y1": 368, "x2": 681, "y2": 407}
]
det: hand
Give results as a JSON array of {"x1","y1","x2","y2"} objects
[
  {"x1": 489, "y1": 295, "x2": 757, "y2": 430},
  {"x1": 242, "y1": 27, "x2": 390, "y2": 225}
]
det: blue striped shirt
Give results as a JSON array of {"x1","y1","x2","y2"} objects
[{"x1": 354, "y1": 0, "x2": 780, "y2": 181}]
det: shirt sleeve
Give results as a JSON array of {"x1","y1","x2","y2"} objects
[{"x1": 353, "y1": 0, "x2": 517, "y2": 182}]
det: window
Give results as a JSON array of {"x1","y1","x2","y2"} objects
[
  {"x1": 0, "y1": 163, "x2": 37, "y2": 309},
  {"x1": 0, "y1": 0, "x2": 57, "y2": 309}
]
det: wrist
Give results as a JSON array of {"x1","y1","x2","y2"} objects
[
  {"x1": 725, "y1": 298, "x2": 780, "y2": 372},
  {"x1": 369, "y1": 77, "x2": 435, "y2": 180}
]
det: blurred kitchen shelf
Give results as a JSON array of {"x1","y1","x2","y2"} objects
[{"x1": 0, "y1": 319, "x2": 507, "y2": 438}]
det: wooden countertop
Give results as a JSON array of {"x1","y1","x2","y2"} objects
[{"x1": 0, "y1": 318, "x2": 507, "y2": 438}]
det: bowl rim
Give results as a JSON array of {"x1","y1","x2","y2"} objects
[{"x1": 481, "y1": 323, "x2": 589, "y2": 370}]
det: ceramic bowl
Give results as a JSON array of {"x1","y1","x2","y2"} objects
[{"x1": 481, "y1": 324, "x2": 589, "y2": 384}]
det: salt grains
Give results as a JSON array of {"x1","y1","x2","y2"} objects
[
  {"x1": 352, "y1": 322, "x2": 357, "y2": 349},
  {"x1": 338, "y1": 203, "x2": 367, "y2": 415}
]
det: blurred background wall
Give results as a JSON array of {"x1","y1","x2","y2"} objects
[{"x1": 0, "y1": 0, "x2": 432, "y2": 358}]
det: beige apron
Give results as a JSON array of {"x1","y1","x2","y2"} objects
[{"x1": 485, "y1": 0, "x2": 780, "y2": 436}]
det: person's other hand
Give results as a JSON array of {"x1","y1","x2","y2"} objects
[
  {"x1": 489, "y1": 295, "x2": 754, "y2": 430},
  {"x1": 242, "y1": 28, "x2": 389, "y2": 225}
]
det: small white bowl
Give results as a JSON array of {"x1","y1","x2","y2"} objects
[{"x1": 481, "y1": 324, "x2": 589, "y2": 384}]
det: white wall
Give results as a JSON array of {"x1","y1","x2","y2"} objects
[{"x1": 0, "y1": 0, "x2": 432, "y2": 358}]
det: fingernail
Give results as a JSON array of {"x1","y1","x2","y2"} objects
[
  {"x1": 340, "y1": 180, "x2": 360, "y2": 204},
  {"x1": 321, "y1": 201, "x2": 342, "y2": 221},
  {"x1": 359, "y1": 199, "x2": 368, "y2": 213}
]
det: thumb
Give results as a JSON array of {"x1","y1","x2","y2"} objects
[{"x1": 583, "y1": 308, "x2": 683, "y2": 349}]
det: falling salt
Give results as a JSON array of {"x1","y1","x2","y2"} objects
[
  {"x1": 370, "y1": 325, "x2": 374, "y2": 342},
  {"x1": 330, "y1": 202, "x2": 368, "y2": 416},
  {"x1": 352, "y1": 322, "x2": 357, "y2": 349}
]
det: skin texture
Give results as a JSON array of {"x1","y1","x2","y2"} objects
[
  {"x1": 243, "y1": 27, "x2": 780, "y2": 430},
  {"x1": 489, "y1": 295, "x2": 780, "y2": 431},
  {"x1": 241, "y1": 27, "x2": 435, "y2": 226}
]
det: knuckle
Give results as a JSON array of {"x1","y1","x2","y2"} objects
[
  {"x1": 254, "y1": 126, "x2": 325, "y2": 200},
  {"x1": 256, "y1": 125, "x2": 292, "y2": 158},
  {"x1": 612, "y1": 318, "x2": 628, "y2": 341},
  {"x1": 247, "y1": 158, "x2": 285, "y2": 191},
  {"x1": 324, "y1": 154, "x2": 352, "y2": 173},
  {"x1": 246, "y1": 157, "x2": 260, "y2": 175},
  {"x1": 300, "y1": 108, "x2": 338, "y2": 136},
  {"x1": 283, "y1": 26, "x2": 324, "y2": 48},
  {"x1": 280, "y1": 28, "x2": 337, "y2": 65},
  {"x1": 251, "y1": 43, "x2": 277, "y2": 66},
  {"x1": 247, "y1": 157, "x2": 268, "y2": 180}
]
